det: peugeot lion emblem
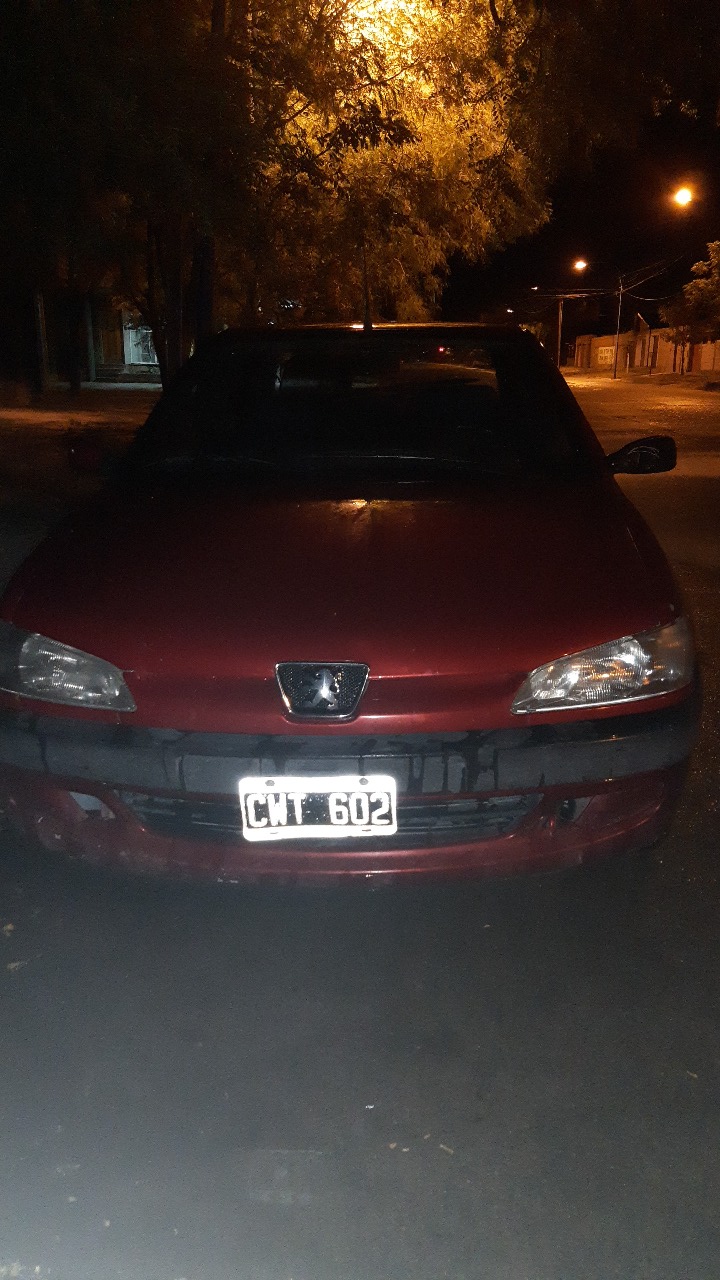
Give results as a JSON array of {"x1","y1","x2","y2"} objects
[
  {"x1": 301, "y1": 667, "x2": 340, "y2": 710},
  {"x1": 276, "y1": 662, "x2": 369, "y2": 720}
]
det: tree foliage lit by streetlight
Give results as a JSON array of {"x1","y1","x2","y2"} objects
[
  {"x1": 661, "y1": 241, "x2": 720, "y2": 346},
  {"x1": 3, "y1": 0, "x2": 720, "y2": 383}
]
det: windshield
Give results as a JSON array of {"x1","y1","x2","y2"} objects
[{"x1": 125, "y1": 331, "x2": 593, "y2": 488}]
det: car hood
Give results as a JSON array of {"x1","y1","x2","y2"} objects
[{"x1": 3, "y1": 481, "x2": 678, "y2": 733}]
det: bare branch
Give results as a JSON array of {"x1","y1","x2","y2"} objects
[{"x1": 488, "y1": 0, "x2": 505, "y2": 28}]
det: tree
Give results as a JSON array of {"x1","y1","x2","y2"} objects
[
  {"x1": 2, "y1": 0, "x2": 720, "y2": 385},
  {"x1": 661, "y1": 243, "x2": 720, "y2": 345},
  {"x1": 1, "y1": 0, "x2": 356, "y2": 380}
]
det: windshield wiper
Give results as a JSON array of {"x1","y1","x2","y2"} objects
[
  {"x1": 287, "y1": 451, "x2": 516, "y2": 473},
  {"x1": 135, "y1": 453, "x2": 282, "y2": 473},
  {"x1": 132, "y1": 450, "x2": 517, "y2": 479}
]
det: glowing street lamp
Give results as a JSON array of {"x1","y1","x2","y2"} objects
[
  {"x1": 557, "y1": 258, "x2": 588, "y2": 367},
  {"x1": 611, "y1": 189, "x2": 696, "y2": 376}
]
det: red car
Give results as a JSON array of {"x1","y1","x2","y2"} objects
[{"x1": 0, "y1": 326, "x2": 699, "y2": 879}]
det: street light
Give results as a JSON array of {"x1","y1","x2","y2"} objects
[
  {"x1": 612, "y1": 188, "x2": 696, "y2": 376},
  {"x1": 557, "y1": 259, "x2": 588, "y2": 367}
]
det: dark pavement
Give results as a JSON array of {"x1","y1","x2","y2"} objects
[{"x1": 1, "y1": 379, "x2": 719, "y2": 1280}]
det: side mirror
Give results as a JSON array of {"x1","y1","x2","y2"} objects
[{"x1": 607, "y1": 434, "x2": 676, "y2": 475}]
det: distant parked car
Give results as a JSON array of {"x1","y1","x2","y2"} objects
[{"x1": 0, "y1": 325, "x2": 700, "y2": 879}]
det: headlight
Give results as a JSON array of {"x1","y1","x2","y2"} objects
[
  {"x1": 512, "y1": 617, "x2": 694, "y2": 714},
  {"x1": 0, "y1": 622, "x2": 136, "y2": 711}
]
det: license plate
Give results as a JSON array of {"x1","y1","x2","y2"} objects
[{"x1": 238, "y1": 774, "x2": 398, "y2": 842}]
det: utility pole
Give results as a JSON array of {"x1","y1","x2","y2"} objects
[
  {"x1": 612, "y1": 261, "x2": 673, "y2": 379},
  {"x1": 612, "y1": 276, "x2": 625, "y2": 379},
  {"x1": 557, "y1": 259, "x2": 587, "y2": 367}
]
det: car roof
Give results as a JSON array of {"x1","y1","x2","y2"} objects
[{"x1": 195, "y1": 322, "x2": 535, "y2": 356}]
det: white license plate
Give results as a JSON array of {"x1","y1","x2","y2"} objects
[{"x1": 238, "y1": 774, "x2": 398, "y2": 842}]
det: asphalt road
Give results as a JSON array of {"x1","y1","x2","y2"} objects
[{"x1": 1, "y1": 378, "x2": 719, "y2": 1280}]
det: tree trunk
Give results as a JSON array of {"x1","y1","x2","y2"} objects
[
  {"x1": 146, "y1": 221, "x2": 168, "y2": 388},
  {"x1": 211, "y1": 0, "x2": 226, "y2": 36},
  {"x1": 185, "y1": 0, "x2": 226, "y2": 351},
  {"x1": 191, "y1": 232, "x2": 215, "y2": 347},
  {"x1": 66, "y1": 288, "x2": 85, "y2": 394},
  {"x1": 149, "y1": 218, "x2": 186, "y2": 385},
  {"x1": 33, "y1": 291, "x2": 50, "y2": 393},
  {"x1": 163, "y1": 220, "x2": 185, "y2": 382}
]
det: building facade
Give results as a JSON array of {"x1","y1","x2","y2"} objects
[{"x1": 574, "y1": 326, "x2": 720, "y2": 375}]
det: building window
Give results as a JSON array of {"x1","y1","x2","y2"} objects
[{"x1": 122, "y1": 313, "x2": 159, "y2": 366}]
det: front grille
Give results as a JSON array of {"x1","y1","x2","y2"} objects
[
  {"x1": 116, "y1": 791, "x2": 539, "y2": 848},
  {"x1": 275, "y1": 662, "x2": 369, "y2": 719}
]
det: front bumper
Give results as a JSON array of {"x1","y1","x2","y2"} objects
[{"x1": 0, "y1": 692, "x2": 700, "y2": 879}]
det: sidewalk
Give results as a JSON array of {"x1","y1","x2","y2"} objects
[
  {"x1": 0, "y1": 387, "x2": 160, "y2": 588},
  {"x1": 0, "y1": 383, "x2": 160, "y2": 419},
  {"x1": 0, "y1": 385, "x2": 158, "y2": 504},
  {"x1": 564, "y1": 367, "x2": 720, "y2": 390}
]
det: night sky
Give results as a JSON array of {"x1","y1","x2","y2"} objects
[{"x1": 443, "y1": 111, "x2": 720, "y2": 338}]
